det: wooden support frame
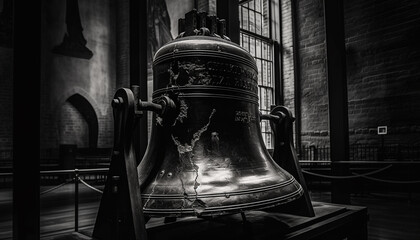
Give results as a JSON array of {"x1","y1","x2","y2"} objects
[
  {"x1": 93, "y1": 88, "x2": 148, "y2": 240},
  {"x1": 323, "y1": 0, "x2": 351, "y2": 204},
  {"x1": 261, "y1": 106, "x2": 315, "y2": 217}
]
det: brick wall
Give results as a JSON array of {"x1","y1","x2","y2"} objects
[
  {"x1": 280, "y1": 0, "x2": 300, "y2": 145},
  {"x1": 344, "y1": 0, "x2": 420, "y2": 145},
  {"x1": 294, "y1": 0, "x2": 328, "y2": 147},
  {"x1": 288, "y1": 0, "x2": 420, "y2": 147},
  {"x1": 281, "y1": 0, "x2": 296, "y2": 116},
  {"x1": 59, "y1": 101, "x2": 89, "y2": 147}
]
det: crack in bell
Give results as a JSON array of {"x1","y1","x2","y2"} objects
[{"x1": 170, "y1": 109, "x2": 216, "y2": 214}]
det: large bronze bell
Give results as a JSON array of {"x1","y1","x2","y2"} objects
[
  {"x1": 93, "y1": 10, "x2": 312, "y2": 240},
  {"x1": 137, "y1": 10, "x2": 303, "y2": 217}
]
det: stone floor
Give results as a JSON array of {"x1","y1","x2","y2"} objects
[{"x1": 0, "y1": 184, "x2": 419, "y2": 240}]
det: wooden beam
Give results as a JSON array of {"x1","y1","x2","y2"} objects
[
  {"x1": 13, "y1": 0, "x2": 41, "y2": 239},
  {"x1": 291, "y1": 0, "x2": 302, "y2": 151},
  {"x1": 323, "y1": 0, "x2": 350, "y2": 204},
  {"x1": 216, "y1": 0, "x2": 240, "y2": 44},
  {"x1": 130, "y1": 0, "x2": 148, "y2": 163}
]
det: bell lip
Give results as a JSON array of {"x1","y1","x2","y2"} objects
[
  {"x1": 141, "y1": 177, "x2": 296, "y2": 200},
  {"x1": 142, "y1": 184, "x2": 304, "y2": 217}
]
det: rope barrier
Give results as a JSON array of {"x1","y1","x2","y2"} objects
[
  {"x1": 78, "y1": 177, "x2": 103, "y2": 194},
  {"x1": 301, "y1": 164, "x2": 393, "y2": 179},
  {"x1": 350, "y1": 173, "x2": 420, "y2": 184},
  {"x1": 40, "y1": 179, "x2": 73, "y2": 195},
  {"x1": 303, "y1": 164, "x2": 420, "y2": 184}
]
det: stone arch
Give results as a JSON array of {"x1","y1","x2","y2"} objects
[
  {"x1": 66, "y1": 93, "x2": 99, "y2": 148},
  {"x1": 56, "y1": 92, "x2": 99, "y2": 149},
  {"x1": 52, "y1": 87, "x2": 102, "y2": 149}
]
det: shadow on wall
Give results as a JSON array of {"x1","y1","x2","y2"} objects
[{"x1": 52, "y1": 0, "x2": 93, "y2": 59}]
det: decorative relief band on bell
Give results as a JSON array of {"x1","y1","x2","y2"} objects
[
  {"x1": 152, "y1": 86, "x2": 259, "y2": 104},
  {"x1": 154, "y1": 60, "x2": 258, "y2": 93}
]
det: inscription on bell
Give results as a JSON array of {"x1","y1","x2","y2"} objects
[
  {"x1": 206, "y1": 61, "x2": 256, "y2": 80},
  {"x1": 235, "y1": 111, "x2": 256, "y2": 123}
]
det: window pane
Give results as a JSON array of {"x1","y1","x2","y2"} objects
[
  {"x1": 256, "y1": 39, "x2": 261, "y2": 58},
  {"x1": 262, "y1": 42, "x2": 267, "y2": 59},
  {"x1": 266, "y1": 88, "x2": 273, "y2": 109},
  {"x1": 256, "y1": 13, "x2": 262, "y2": 35},
  {"x1": 263, "y1": 60, "x2": 268, "y2": 86},
  {"x1": 261, "y1": 120, "x2": 268, "y2": 133},
  {"x1": 262, "y1": 0, "x2": 269, "y2": 37},
  {"x1": 256, "y1": 0, "x2": 261, "y2": 12},
  {"x1": 242, "y1": 34, "x2": 249, "y2": 51},
  {"x1": 240, "y1": 7, "x2": 244, "y2": 29},
  {"x1": 260, "y1": 88, "x2": 266, "y2": 110},
  {"x1": 250, "y1": 36, "x2": 255, "y2": 56},
  {"x1": 261, "y1": 120, "x2": 272, "y2": 149},
  {"x1": 256, "y1": 59, "x2": 262, "y2": 85},
  {"x1": 249, "y1": 11, "x2": 255, "y2": 33},
  {"x1": 243, "y1": 8, "x2": 249, "y2": 31},
  {"x1": 265, "y1": 133, "x2": 272, "y2": 149},
  {"x1": 249, "y1": 0, "x2": 255, "y2": 10}
]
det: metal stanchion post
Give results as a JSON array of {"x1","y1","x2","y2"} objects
[{"x1": 74, "y1": 168, "x2": 79, "y2": 232}]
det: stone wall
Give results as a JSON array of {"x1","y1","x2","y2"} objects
[{"x1": 40, "y1": 0, "x2": 116, "y2": 152}]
